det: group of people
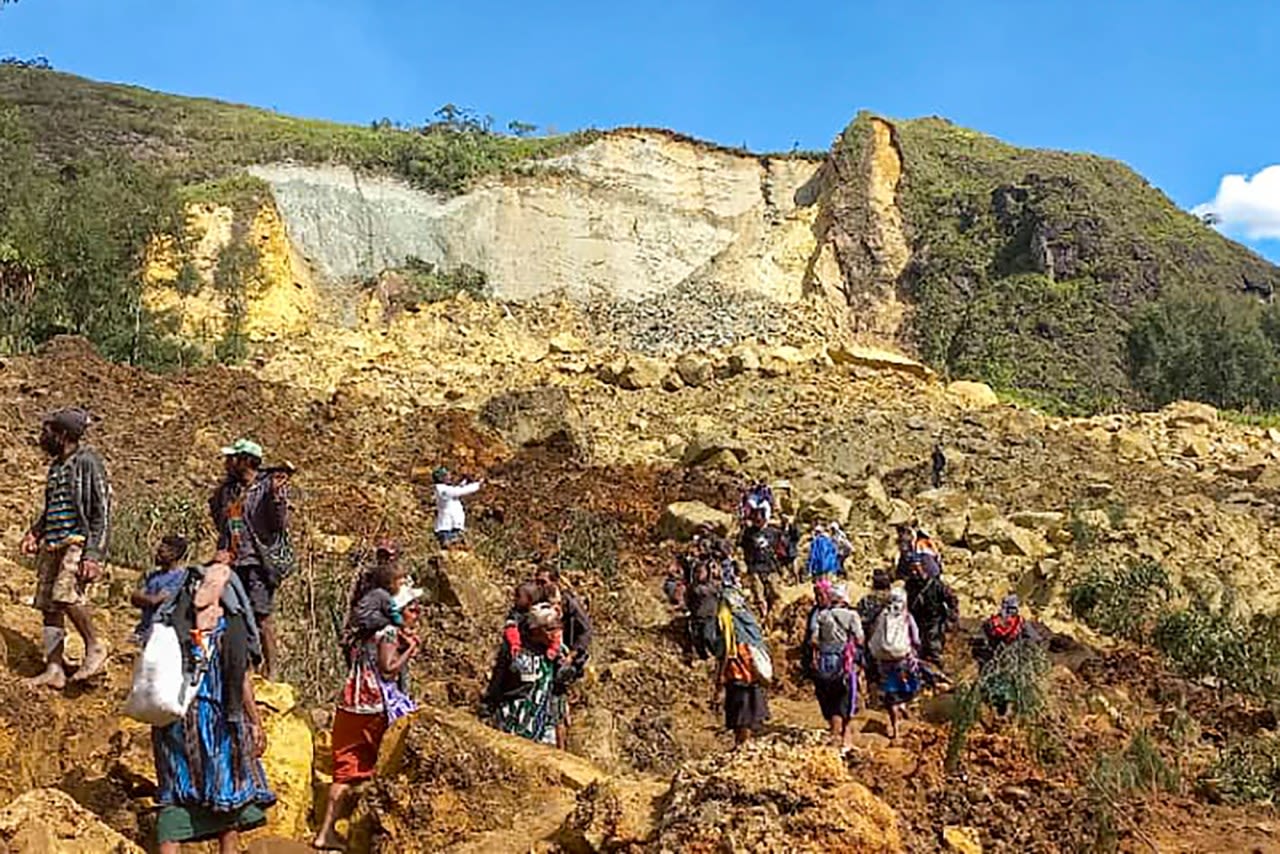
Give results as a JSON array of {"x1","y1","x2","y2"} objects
[
  {"x1": 669, "y1": 481, "x2": 1042, "y2": 746},
  {"x1": 18, "y1": 405, "x2": 1038, "y2": 848},
  {"x1": 20, "y1": 412, "x2": 291, "y2": 851}
]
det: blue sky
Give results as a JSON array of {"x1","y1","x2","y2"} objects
[{"x1": 2, "y1": 0, "x2": 1278, "y2": 260}]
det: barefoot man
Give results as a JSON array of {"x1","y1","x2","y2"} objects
[{"x1": 20, "y1": 408, "x2": 111, "y2": 689}]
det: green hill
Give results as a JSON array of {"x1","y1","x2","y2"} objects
[
  {"x1": 830, "y1": 113, "x2": 1280, "y2": 413},
  {"x1": 0, "y1": 65, "x2": 589, "y2": 193}
]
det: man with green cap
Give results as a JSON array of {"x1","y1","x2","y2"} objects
[
  {"x1": 20, "y1": 407, "x2": 111, "y2": 689},
  {"x1": 209, "y1": 438, "x2": 292, "y2": 678}
]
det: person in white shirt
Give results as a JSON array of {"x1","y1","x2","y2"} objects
[{"x1": 433, "y1": 466, "x2": 481, "y2": 548}]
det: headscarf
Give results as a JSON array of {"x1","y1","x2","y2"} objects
[
  {"x1": 1000, "y1": 593, "x2": 1020, "y2": 618},
  {"x1": 814, "y1": 576, "x2": 834, "y2": 606},
  {"x1": 887, "y1": 585, "x2": 908, "y2": 617},
  {"x1": 526, "y1": 601, "x2": 558, "y2": 630},
  {"x1": 831, "y1": 583, "x2": 849, "y2": 604}
]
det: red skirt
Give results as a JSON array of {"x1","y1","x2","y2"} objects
[{"x1": 331, "y1": 709, "x2": 388, "y2": 784}]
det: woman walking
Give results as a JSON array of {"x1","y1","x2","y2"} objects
[
  {"x1": 869, "y1": 586, "x2": 922, "y2": 740},
  {"x1": 151, "y1": 563, "x2": 275, "y2": 853},
  {"x1": 482, "y1": 602, "x2": 562, "y2": 745},
  {"x1": 313, "y1": 565, "x2": 423, "y2": 851}
]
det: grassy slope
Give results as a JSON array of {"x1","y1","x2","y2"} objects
[
  {"x1": 848, "y1": 114, "x2": 1280, "y2": 412},
  {"x1": 0, "y1": 66, "x2": 592, "y2": 193}
]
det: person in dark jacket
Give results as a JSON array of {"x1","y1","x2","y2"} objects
[
  {"x1": 904, "y1": 554, "x2": 957, "y2": 665},
  {"x1": 535, "y1": 566, "x2": 592, "y2": 749},
  {"x1": 21, "y1": 408, "x2": 111, "y2": 689},
  {"x1": 481, "y1": 603, "x2": 561, "y2": 745},
  {"x1": 209, "y1": 438, "x2": 291, "y2": 679}
]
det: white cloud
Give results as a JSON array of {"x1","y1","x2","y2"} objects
[{"x1": 1193, "y1": 165, "x2": 1280, "y2": 240}]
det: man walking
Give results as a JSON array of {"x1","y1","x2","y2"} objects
[
  {"x1": 21, "y1": 408, "x2": 111, "y2": 689},
  {"x1": 210, "y1": 438, "x2": 291, "y2": 679}
]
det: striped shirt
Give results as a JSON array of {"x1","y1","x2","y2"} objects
[{"x1": 43, "y1": 457, "x2": 84, "y2": 548}]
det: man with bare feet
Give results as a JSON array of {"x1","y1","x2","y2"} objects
[{"x1": 20, "y1": 408, "x2": 111, "y2": 689}]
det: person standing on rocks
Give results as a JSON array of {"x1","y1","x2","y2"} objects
[
  {"x1": 714, "y1": 588, "x2": 770, "y2": 747},
  {"x1": 868, "y1": 586, "x2": 921, "y2": 740},
  {"x1": 432, "y1": 466, "x2": 482, "y2": 549},
  {"x1": 209, "y1": 439, "x2": 292, "y2": 680},
  {"x1": 20, "y1": 408, "x2": 111, "y2": 689},
  {"x1": 738, "y1": 510, "x2": 781, "y2": 621},
  {"x1": 931, "y1": 441, "x2": 947, "y2": 489}
]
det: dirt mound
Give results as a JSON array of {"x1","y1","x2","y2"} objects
[{"x1": 650, "y1": 733, "x2": 902, "y2": 853}]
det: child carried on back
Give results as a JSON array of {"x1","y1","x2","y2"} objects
[
  {"x1": 341, "y1": 540, "x2": 409, "y2": 658},
  {"x1": 503, "y1": 579, "x2": 563, "y2": 659}
]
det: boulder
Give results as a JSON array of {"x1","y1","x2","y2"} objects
[
  {"x1": 675, "y1": 353, "x2": 716, "y2": 388},
  {"x1": 657, "y1": 501, "x2": 735, "y2": 541},
  {"x1": 943, "y1": 825, "x2": 983, "y2": 854},
  {"x1": 803, "y1": 492, "x2": 853, "y2": 525},
  {"x1": 864, "y1": 476, "x2": 894, "y2": 518},
  {"x1": 549, "y1": 331, "x2": 587, "y2": 354},
  {"x1": 681, "y1": 435, "x2": 749, "y2": 467},
  {"x1": 1008, "y1": 511, "x2": 1066, "y2": 534},
  {"x1": 651, "y1": 738, "x2": 903, "y2": 852},
  {"x1": 253, "y1": 679, "x2": 315, "y2": 842},
  {"x1": 421, "y1": 551, "x2": 507, "y2": 618},
  {"x1": 0, "y1": 788, "x2": 143, "y2": 853},
  {"x1": 616, "y1": 355, "x2": 668, "y2": 390},
  {"x1": 557, "y1": 778, "x2": 667, "y2": 853},
  {"x1": 726, "y1": 344, "x2": 761, "y2": 375},
  {"x1": 1112, "y1": 429, "x2": 1157, "y2": 461},
  {"x1": 966, "y1": 504, "x2": 1050, "y2": 558},
  {"x1": 946, "y1": 380, "x2": 999, "y2": 408},
  {"x1": 759, "y1": 346, "x2": 807, "y2": 377},
  {"x1": 1177, "y1": 430, "x2": 1212, "y2": 459},
  {"x1": 827, "y1": 344, "x2": 933, "y2": 380},
  {"x1": 479, "y1": 387, "x2": 587, "y2": 457},
  {"x1": 1163, "y1": 400, "x2": 1218, "y2": 428}
]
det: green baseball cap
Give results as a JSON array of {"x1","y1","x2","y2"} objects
[{"x1": 220, "y1": 438, "x2": 264, "y2": 460}]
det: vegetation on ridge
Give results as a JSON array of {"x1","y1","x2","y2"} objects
[{"x1": 834, "y1": 113, "x2": 1280, "y2": 413}]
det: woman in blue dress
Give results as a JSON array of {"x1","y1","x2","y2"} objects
[{"x1": 151, "y1": 564, "x2": 275, "y2": 853}]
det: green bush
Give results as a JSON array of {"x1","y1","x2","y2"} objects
[
  {"x1": 1153, "y1": 595, "x2": 1280, "y2": 701},
  {"x1": 556, "y1": 508, "x2": 620, "y2": 581},
  {"x1": 1128, "y1": 285, "x2": 1280, "y2": 411},
  {"x1": 1202, "y1": 737, "x2": 1280, "y2": 804},
  {"x1": 946, "y1": 639, "x2": 1051, "y2": 771},
  {"x1": 111, "y1": 491, "x2": 211, "y2": 570},
  {"x1": 1067, "y1": 558, "x2": 1170, "y2": 641}
]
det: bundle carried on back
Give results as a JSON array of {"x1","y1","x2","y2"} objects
[{"x1": 713, "y1": 587, "x2": 773, "y2": 683}]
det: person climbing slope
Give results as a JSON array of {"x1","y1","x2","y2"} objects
[
  {"x1": 150, "y1": 561, "x2": 274, "y2": 853},
  {"x1": 20, "y1": 408, "x2": 111, "y2": 689},
  {"x1": 209, "y1": 438, "x2": 293, "y2": 680},
  {"x1": 869, "y1": 586, "x2": 922, "y2": 740},
  {"x1": 806, "y1": 524, "x2": 841, "y2": 581},
  {"x1": 804, "y1": 580, "x2": 863, "y2": 752},
  {"x1": 904, "y1": 553, "x2": 957, "y2": 665},
  {"x1": 315, "y1": 574, "x2": 423, "y2": 851},
  {"x1": 713, "y1": 588, "x2": 771, "y2": 747},
  {"x1": 130, "y1": 535, "x2": 192, "y2": 645}
]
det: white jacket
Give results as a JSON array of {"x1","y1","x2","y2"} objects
[{"x1": 434, "y1": 481, "x2": 480, "y2": 532}]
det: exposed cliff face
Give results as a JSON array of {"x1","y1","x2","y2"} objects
[{"x1": 249, "y1": 131, "x2": 830, "y2": 315}]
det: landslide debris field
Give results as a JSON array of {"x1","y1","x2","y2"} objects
[{"x1": 3, "y1": 328, "x2": 1280, "y2": 852}]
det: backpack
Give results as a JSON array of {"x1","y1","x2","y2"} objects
[
  {"x1": 123, "y1": 622, "x2": 203, "y2": 726},
  {"x1": 807, "y1": 535, "x2": 839, "y2": 577},
  {"x1": 870, "y1": 607, "x2": 912, "y2": 662},
  {"x1": 809, "y1": 607, "x2": 859, "y2": 683}
]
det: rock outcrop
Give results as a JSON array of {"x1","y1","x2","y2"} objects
[{"x1": 0, "y1": 789, "x2": 143, "y2": 854}]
